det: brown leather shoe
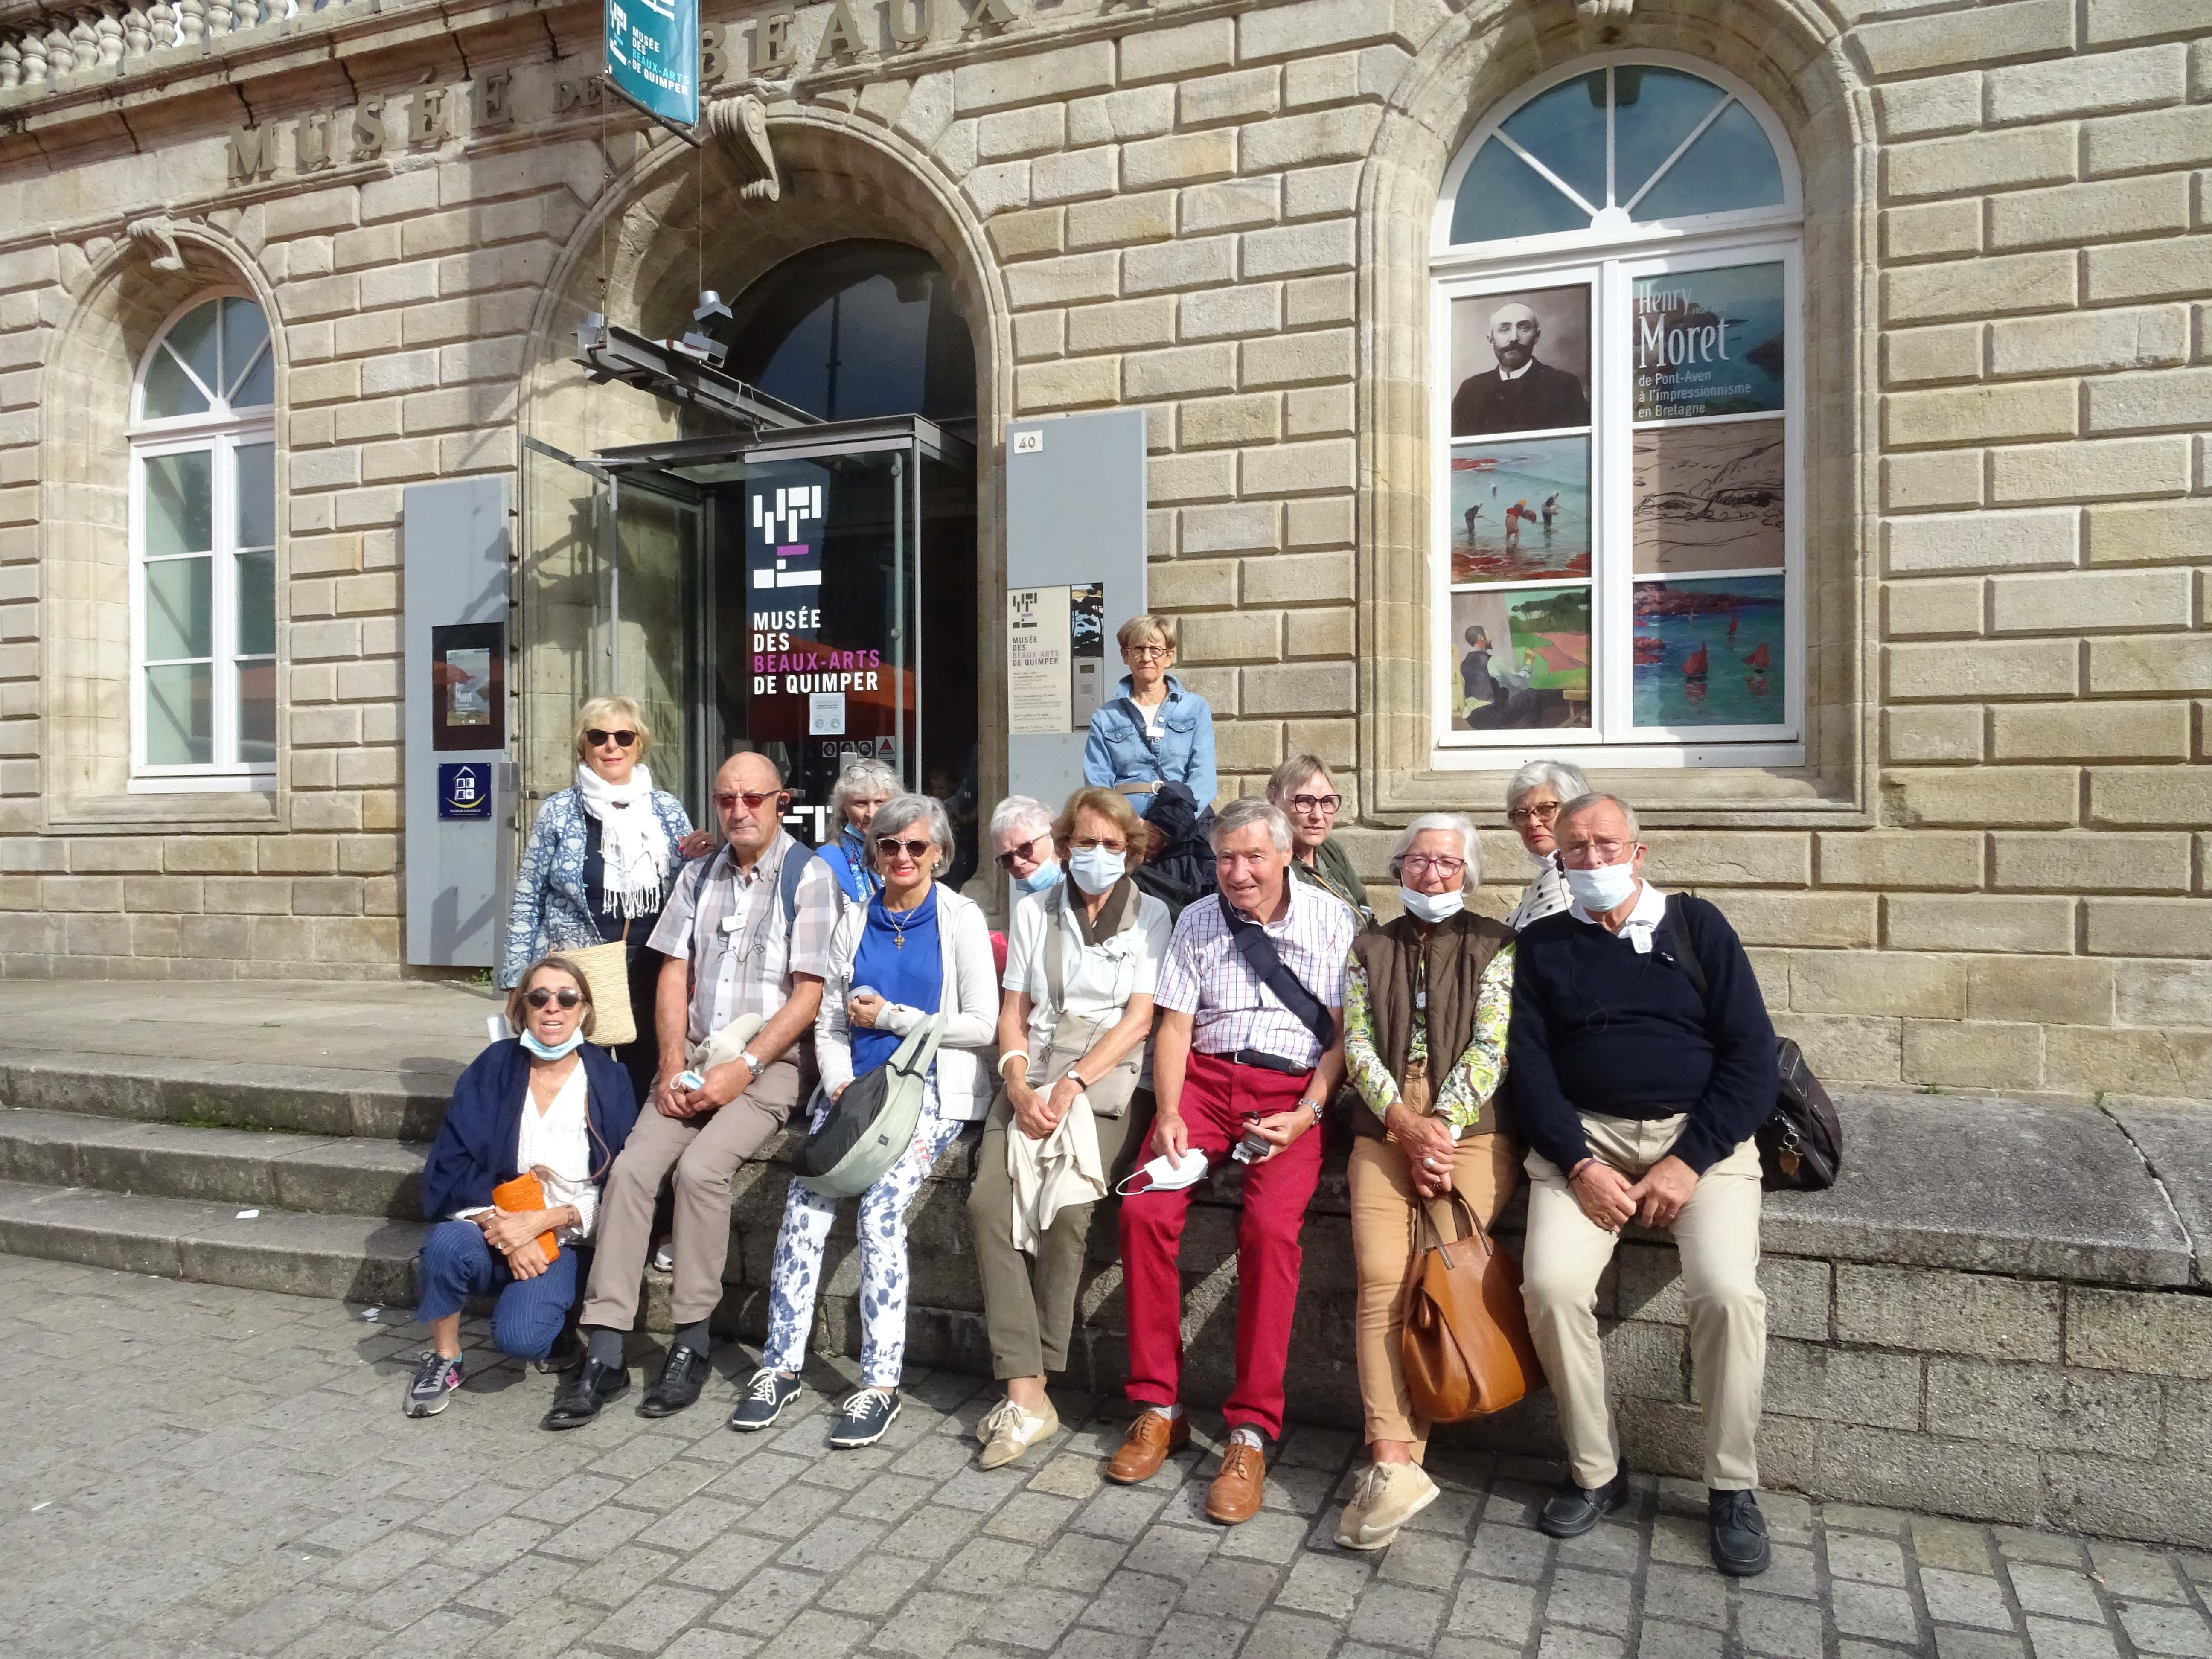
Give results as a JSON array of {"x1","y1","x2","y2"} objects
[
  {"x1": 1106, "y1": 1409, "x2": 1190, "y2": 1484},
  {"x1": 1205, "y1": 1442, "x2": 1267, "y2": 1525}
]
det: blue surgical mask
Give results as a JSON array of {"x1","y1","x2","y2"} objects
[
  {"x1": 1016, "y1": 860, "x2": 1063, "y2": 895},
  {"x1": 519, "y1": 1028, "x2": 586, "y2": 1061},
  {"x1": 1068, "y1": 847, "x2": 1126, "y2": 896}
]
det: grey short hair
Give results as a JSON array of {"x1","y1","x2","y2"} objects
[
  {"x1": 1505, "y1": 759, "x2": 1590, "y2": 812},
  {"x1": 988, "y1": 794, "x2": 1053, "y2": 846},
  {"x1": 1556, "y1": 791, "x2": 1640, "y2": 839},
  {"x1": 867, "y1": 793, "x2": 955, "y2": 871},
  {"x1": 1388, "y1": 812, "x2": 1481, "y2": 893},
  {"x1": 1210, "y1": 795, "x2": 1292, "y2": 853},
  {"x1": 1264, "y1": 754, "x2": 1332, "y2": 806},
  {"x1": 829, "y1": 758, "x2": 898, "y2": 826}
]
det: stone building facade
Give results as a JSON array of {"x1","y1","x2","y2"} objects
[{"x1": 0, "y1": 0, "x2": 2206, "y2": 1099}]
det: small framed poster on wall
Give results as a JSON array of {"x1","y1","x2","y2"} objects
[{"x1": 430, "y1": 622, "x2": 505, "y2": 751}]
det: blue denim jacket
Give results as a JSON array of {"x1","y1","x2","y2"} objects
[
  {"x1": 1082, "y1": 675, "x2": 1217, "y2": 817},
  {"x1": 499, "y1": 786, "x2": 693, "y2": 987}
]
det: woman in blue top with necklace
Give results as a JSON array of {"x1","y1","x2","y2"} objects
[{"x1": 738, "y1": 794, "x2": 1000, "y2": 1449}]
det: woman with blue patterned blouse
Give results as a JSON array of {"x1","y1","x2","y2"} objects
[
  {"x1": 1335, "y1": 812, "x2": 1519, "y2": 1554},
  {"x1": 500, "y1": 697, "x2": 705, "y2": 1101}
]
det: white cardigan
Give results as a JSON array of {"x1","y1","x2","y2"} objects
[{"x1": 815, "y1": 884, "x2": 1001, "y2": 1121}]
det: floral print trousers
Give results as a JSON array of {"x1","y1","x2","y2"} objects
[{"x1": 762, "y1": 1083, "x2": 963, "y2": 1388}]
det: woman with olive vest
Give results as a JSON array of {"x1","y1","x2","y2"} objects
[{"x1": 1336, "y1": 812, "x2": 1519, "y2": 1552}]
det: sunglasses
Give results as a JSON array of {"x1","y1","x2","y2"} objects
[
  {"x1": 585, "y1": 729, "x2": 637, "y2": 748},
  {"x1": 1286, "y1": 793, "x2": 1341, "y2": 815},
  {"x1": 714, "y1": 790, "x2": 789, "y2": 812},
  {"x1": 877, "y1": 837, "x2": 934, "y2": 860},
  {"x1": 994, "y1": 835, "x2": 1049, "y2": 871},
  {"x1": 525, "y1": 986, "x2": 585, "y2": 1010},
  {"x1": 1508, "y1": 801, "x2": 1562, "y2": 824}
]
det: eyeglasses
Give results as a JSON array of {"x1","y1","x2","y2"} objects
[
  {"x1": 877, "y1": 837, "x2": 934, "y2": 860},
  {"x1": 1561, "y1": 840, "x2": 1634, "y2": 864},
  {"x1": 714, "y1": 790, "x2": 789, "y2": 812},
  {"x1": 1067, "y1": 835, "x2": 1127, "y2": 854},
  {"x1": 1507, "y1": 800, "x2": 1562, "y2": 825},
  {"x1": 1286, "y1": 794, "x2": 1341, "y2": 816},
  {"x1": 525, "y1": 986, "x2": 584, "y2": 1010},
  {"x1": 1400, "y1": 855, "x2": 1465, "y2": 877},
  {"x1": 585, "y1": 729, "x2": 637, "y2": 749},
  {"x1": 1125, "y1": 645, "x2": 1170, "y2": 660},
  {"x1": 994, "y1": 835, "x2": 1049, "y2": 871}
]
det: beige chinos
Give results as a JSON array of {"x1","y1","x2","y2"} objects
[
  {"x1": 579, "y1": 1059, "x2": 803, "y2": 1328},
  {"x1": 1520, "y1": 1113, "x2": 1766, "y2": 1493}
]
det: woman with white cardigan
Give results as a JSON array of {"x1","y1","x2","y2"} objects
[{"x1": 736, "y1": 793, "x2": 999, "y2": 1449}]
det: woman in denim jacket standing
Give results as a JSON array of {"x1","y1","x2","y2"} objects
[{"x1": 1081, "y1": 615, "x2": 1217, "y2": 821}]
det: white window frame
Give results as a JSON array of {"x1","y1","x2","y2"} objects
[
  {"x1": 1428, "y1": 53, "x2": 1805, "y2": 772},
  {"x1": 128, "y1": 291, "x2": 278, "y2": 792}
]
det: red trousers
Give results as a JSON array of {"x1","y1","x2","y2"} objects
[{"x1": 1118, "y1": 1050, "x2": 1324, "y2": 1440}]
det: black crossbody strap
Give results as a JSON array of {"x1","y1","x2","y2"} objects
[
  {"x1": 1219, "y1": 895, "x2": 1335, "y2": 1049},
  {"x1": 1665, "y1": 893, "x2": 1710, "y2": 1006}
]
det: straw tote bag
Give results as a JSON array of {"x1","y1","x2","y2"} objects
[
  {"x1": 564, "y1": 920, "x2": 637, "y2": 1049},
  {"x1": 1400, "y1": 1190, "x2": 1544, "y2": 1423}
]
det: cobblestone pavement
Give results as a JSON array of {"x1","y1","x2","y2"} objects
[{"x1": 7, "y1": 1255, "x2": 2211, "y2": 1659}]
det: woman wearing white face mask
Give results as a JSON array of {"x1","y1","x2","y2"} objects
[
  {"x1": 1335, "y1": 813, "x2": 1519, "y2": 1551},
  {"x1": 967, "y1": 786, "x2": 1172, "y2": 1469}
]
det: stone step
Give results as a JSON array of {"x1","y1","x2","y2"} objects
[
  {"x1": 0, "y1": 1051, "x2": 449, "y2": 1142},
  {"x1": 0, "y1": 1106, "x2": 426, "y2": 1219},
  {"x1": 0, "y1": 1178, "x2": 425, "y2": 1304}
]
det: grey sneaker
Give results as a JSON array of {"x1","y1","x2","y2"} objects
[
  {"x1": 729, "y1": 1368, "x2": 804, "y2": 1432},
  {"x1": 829, "y1": 1388, "x2": 901, "y2": 1448},
  {"x1": 404, "y1": 1350, "x2": 463, "y2": 1417}
]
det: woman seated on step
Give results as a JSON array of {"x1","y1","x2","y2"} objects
[{"x1": 402, "y1": 954, "x2": 640, "y2": 1418}]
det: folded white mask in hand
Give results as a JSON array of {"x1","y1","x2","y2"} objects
[{"x1": 1116, "y1": 1147, "x2": 1209, "y2": 1196}]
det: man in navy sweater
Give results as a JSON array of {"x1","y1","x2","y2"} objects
[{"x1": 1507, "y1": 792, "x2": 1778, "y2": 1578}]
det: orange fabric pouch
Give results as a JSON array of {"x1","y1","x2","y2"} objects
[{"x1": 490, "y1": 1172, "x2": 559, "y2": 1263}]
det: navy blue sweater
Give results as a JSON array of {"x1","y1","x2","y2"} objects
[
  {"x1": 1506, "y1": 893, "x2": 1776, "y2": 1176},
  {"x1": 420, "y1": 1039, "x2": 639, "y2": 1221}
]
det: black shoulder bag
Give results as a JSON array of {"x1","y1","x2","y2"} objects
[
  {"x1": 1219, "y1": 895, "x2": 1335, "y2": 1051},
  {"x1": 1665, "y1": 894, "x2": 1842, "y2": 1193}
]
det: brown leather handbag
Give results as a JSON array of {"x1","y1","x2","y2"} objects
[{"x1": 1400, "y1": 1190, "x2": 1544, "y2": 1422}]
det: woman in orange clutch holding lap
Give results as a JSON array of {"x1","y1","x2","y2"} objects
[{"x1": 402, "y1": 954, "x2": 640, "y2": 1418}]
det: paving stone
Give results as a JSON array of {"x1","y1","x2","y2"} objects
[
  {"x1": 1639, "y1": 1563, "x2": 1727, "y2": 1630},
  {"x1": 1033, "y1": 1534, "x2": 1129, "y2": 1594},
  {"x1": 1081, "y1": 1570, "x2": 1181, "y2": 1638},
  {"x1": 1925, "y1": 1565, "x2": 2023, "y2": 1630},
  {"x1": 2009, "y1": 1563, "x2": 2106, "y2": 1622},
  {"x1": 588, "y1": 1583, "x2": 716, "y2": 1652},
  {"x1": 1126, "y1": 1523, "x2": 1219, "y2": 1581},
  {"x1": 1213, "y1": 1512, "x2": 1306, "y2": 1565},
  {"x1": 2115, "y1": 1599, "x2": 2212, "y2": 1656},
  {"x1": 995, "y1": 1585, "x2": 1092, "y2": 1650},
  {"x1": 1346, "y1": 1581, "x2": 1445, "y2": 1650},
  {"x1": 1466, "y1": 1521, "x2": 1553, "y2": 1582},
  {"x1": 1447, "y1": 1576, "x2": 1538, "y2": 1645},
  {"x1": 1273, "y1": 1552, "x2": 1370, "y2": 1619},
  {"x1": 1146, "y1": 1612, "x2": 1246, "y2": 1658},
  {"x1": 1177, "y1": 1559, "x2": 1278, "y2": 1623},
  {"x1": 1933, "y1": 1629, "x2": 2029, "y2": 1659},
  {"x1": 875, "y1": 1589, "x2": 982, "y2": 1658},
  {"x1": 1737, "y1": 1590, "x2": 1826, "y2": 1656},
  {"x1": 1545, "y1": 1567, "x2": 1636, "y2": 1630},
  {"x1": 1831, "y1": 1578, "x2": 1922, "y2": 1644},
  {"x1": 2025, "y1": 1616, "x2": 2123, "y2": 1659},
  {"x1": 1236, "y1": 1610, "x2": 1337, "y2": 1659},
  {"x1": 1636, "y1": 1621, "x2": 1725, "y2": 1659},
  {"x1": 2092, "y1": 1544, "x2": 2190, "y2": 1601},
  {"x1": 1828, "y1": 1531, "x2": 1909, "y2": 1586},
  {"x1": 706, "y1": 1566, "x2": 818, "y2": 1636}
]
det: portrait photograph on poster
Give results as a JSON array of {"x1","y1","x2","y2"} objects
[
  {"x1": 1449, "y1": 585, "x2": 1593, "y2": 731},
  {"x1": 1632, "y1": 574, "x2": 1785, "y2": 728},
  {"x1": 1632, "y1": 418, "x2": 1785, "y2": 574},
  {"x1": 1450, "y1": 437, "x2": 1591, "y2": 582},
  {"x1": 1632, "y1": 261, "x2": 1785, "y2": 422},
  {"x1": 1449, "y1": 284, "x2": 1592, "y2": 437}
]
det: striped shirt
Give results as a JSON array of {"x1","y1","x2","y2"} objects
[
  {"x1": 648, "y1": 832, "x2": 840, "y2": 1048},
  {"x1": 1153, "y1": 878, "x2": 1358, "y2": 1070}
]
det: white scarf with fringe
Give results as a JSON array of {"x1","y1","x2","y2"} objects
[{"x1": 576, "y1": 762, "x2": 669, "y2": 919}]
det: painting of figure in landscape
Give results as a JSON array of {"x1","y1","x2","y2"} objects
[
  {"x1": 1449, "y1": 437, "x2": 1591, "y2": 582},
  {"x1": 1449, "y1": 585, "x2": 1592, "y2": 731},
  {"x1": 1632, "y1": 419, "x2": 1784, "y2": 574},
  {"x1": 1632, "y1": 574, "x2": 1784, "y2": 728}
]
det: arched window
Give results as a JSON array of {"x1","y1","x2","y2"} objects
[
  {"x1": 130, "y1": 294, "x2": 277, "y2": 783},
  {"x1": 1431, "y1": 58, "x2": 1802, "y2": 762}
]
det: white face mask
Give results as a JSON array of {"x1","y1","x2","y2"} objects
[
  {"x1": 1398, "y1": 885, "x2": 1464, "y2": 924},
  {"x1": 1114, "y1": 1147, "x2": 1208, "y2": 1196},
  {"x1": 1564, "y1": 861, "x2": 1639, "y2": 913},
  {"x1": 1068, "y1": 847, "x2": 1126, "y2": 896}
]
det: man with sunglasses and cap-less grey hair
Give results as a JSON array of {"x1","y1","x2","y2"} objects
[{"x1": 543, "y1": 748, "x2": 841, "y2": 1430}]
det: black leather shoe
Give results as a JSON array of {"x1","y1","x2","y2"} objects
[
  {"x1": 1537, "y1": 1467, "x2": 1631, "y2": 1538},
  {"x1": 1709, "y1": 1489, "x2": 1771, "y2": 1577},
  {"x1": 540, "y1": 1358, "x2": 630, "y2": 1430},
  {"x1": 639, "y1": 1345, "x2": 708, "y2": 1418}
]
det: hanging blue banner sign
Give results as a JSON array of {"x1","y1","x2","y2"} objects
[{"x1": 606, "y1": 0, "x2": 698, "y2": 128}]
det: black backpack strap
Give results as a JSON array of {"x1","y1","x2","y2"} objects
[
  {"x1": 1219, "y1": 895, "x2": 1335, "y2": 1050},
  {"x1": 777, "y1": 835, "x2": 810, "y2": 941},
  {"x1": 1665, "y1": 892, "x2": 1710, "y2": 1006}
]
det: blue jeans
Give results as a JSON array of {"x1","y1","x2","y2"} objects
[{"x1": 415, "y1": 1218, "x2": 581, "y2": 1361}]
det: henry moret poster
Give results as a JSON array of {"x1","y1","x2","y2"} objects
[{"x1": 1632, "y1": 262, "x2": 1785, "y2": 422}]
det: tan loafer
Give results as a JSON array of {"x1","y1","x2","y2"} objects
[
  {"x1": 1106, "y1": 1409, "x2": 1190, "y2": 1484},
  {"x1": 977, "y1": 1397, "x2": 1059, "y2": 1470},
  {"x1": 1204, "y1": 1442, "x2": 1267, "y2": 1525}
]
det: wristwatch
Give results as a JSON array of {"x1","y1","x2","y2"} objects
[
  {"x1": 738, "y1": 1050, "x2": 763, "y2": 1076},
  {"x1": 1066, "y1": 1067, "x2": 1087, "y2": 1089}
]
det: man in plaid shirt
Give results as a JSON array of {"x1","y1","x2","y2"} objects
[
  {"x1": 547, "y1": 750, "x2": 841, "y2": 1429},
  {"x1": 1106, "y1": 797, "x2": 1354, "y2": 1525}
]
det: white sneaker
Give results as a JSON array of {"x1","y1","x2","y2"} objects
[
  {"x1": 1337, "y1": 1461, "x2": 1440, "y2": 1550},
  {"x1": 976, "y1": 1396, "x2": 1059, "y2": 1470},
  {"x1": 650, "y1": 1240, "x2": 675, "y2": 1273}
]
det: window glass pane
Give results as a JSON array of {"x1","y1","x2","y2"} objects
[
  {"x1": 1448, "y1": 585, "x2": 1592, "y2": 730},
  {"x1": 1499, "y1": 72, "x2": 1609, "y2": 210},
  {"x1": 144, "y1": 451, "x2": 213, "y2": 557},
  {"x1": 145, "y1": 662, "x2": 214, "y2": 765},
  {"x1": 237, "y1": 550, "x2": 276, "y2": 655},
  {"x1": 235, "y1": 442, "x2": 276, "y2": 549},
  {"x1": 238, "y1": 659, "x2": 276, "y2": 765},
  {"x1": 1449, "y1": 283, "x2": 1592, "y2": 438},
  {"x1": 1449, "y1": 138, "x2": 1589, "y2": 245},
  {"x1": 1633, "y1": 419, "x2": 1786, "y2": 575},
  {"x1": 1631, "y1": 101, "x2": 1784, "y2": 222},
  {"x1": 221, "y1": 299, "x2": 271, "y2": 402},
  {"x1": 1613, "y1": 67, "x2": 1728, "y2": 208},
  {"x1": 163, "y1": 301, "x2": 221, "y2": 399},
  {"x1": 230, "y1": 347, "x2": 275, "y2": 411},
  {"x1": 1633, "y1": 264, "x2": 1786, "y2": 422},
  {"x1": 1451, "y1": 437, "x2": 1591, "y2": 582},
  {"x1": 146, "y1": 554, "x2": 214, "y2": 660},
  {"x1": 1633, "y1": 574, "x2": 1785, "y2": 727},
  {"x1": 141, "y1": 345, "x2": 210, "y2": 420}
]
